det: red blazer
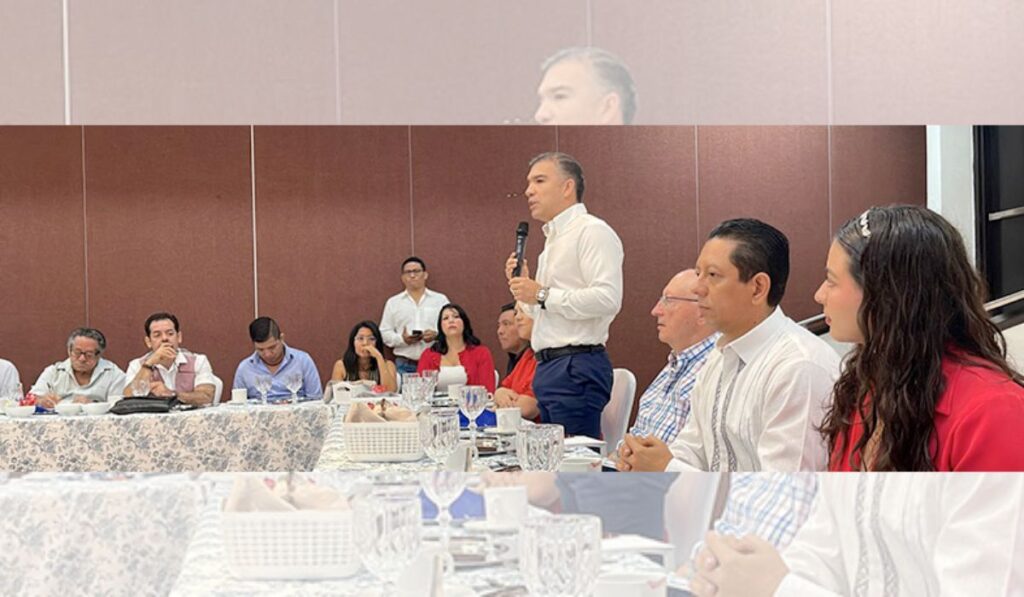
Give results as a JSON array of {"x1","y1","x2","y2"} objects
[
  {"x1": 418, "y1": 344, "x2": 496, "y2": 392},
  {"x1": 500, "y1": 347, "x2": 536, "y2": 398},
  {"x1": 830, "y1": 355, "x2": 1024, "y2": 471}
]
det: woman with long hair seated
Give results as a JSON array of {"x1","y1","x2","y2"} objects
[
  {"x1": 418, "y1": 303, "x2": 496, "y2": 426},
  {"x1": 815, "y1": 205, "x2": 1024, "y2": 471},
  {"x1": 493, "y1": 303, "x2": 540, "y2": 421},
  {"x1": 331, "y1": 320, "x2": 398, "y2": 392}
]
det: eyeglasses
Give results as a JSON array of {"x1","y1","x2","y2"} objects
[
  {"x1": 658, "y1": 295, "x2": 699, "y2": 307},
  {"x1": 354, "y1": 335, "x2": 377, "y2": 342},
  {"x1": 402, "y1": 269, "x2": 424, "y2": 276},
  {"x1": 70, "y1": 349, "x2": 100, "y2": 359}
]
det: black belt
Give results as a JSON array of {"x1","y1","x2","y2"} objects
[
  {"x1": 395, "y1": 356, "x2": 419, "y2": 363},
  {"x1": 535, "y1": 344, "x2": 605, "y2": 364}
]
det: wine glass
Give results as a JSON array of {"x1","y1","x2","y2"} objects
[
  {"x1": 457, "y1": 385, "x2": 487, "y2": 461},
  {"x1": 419, "y1": 471, "x2": 466, "y2": 552},
  {"x1": 285, "y1": 372, "x2": 303, "y2": 404},
  {"x1": 420, "y1": 408, "x2": 460, "y2": 468},
  {"x1": 253, "y1": 375, "x2": 272, "y2": 405},
  {"x1": 354, "y1": 493, "x2": 423, "y2": 596}
]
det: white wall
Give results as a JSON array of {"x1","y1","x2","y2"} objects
[
  {"x1": 1004, "y1": 323, "x2": 1024, "y2": 370},
  {"x1": 926, "y1": 125, "x2": 976, "y2": 265}
]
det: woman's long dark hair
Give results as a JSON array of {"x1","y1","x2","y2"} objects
[
  {"x1": 431, "y1": 303, "x2": 481, "y2": 355},
  {"x1": 342, "y1": 320, "x2": 386, "y2": 382},
  {"x1": 820, "y1": 205, "x2": 1022, "y2": 471}
]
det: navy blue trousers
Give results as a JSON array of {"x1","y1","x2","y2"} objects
[{"x1": 533, "y1": 350, "x2": 612, "y2": 438}]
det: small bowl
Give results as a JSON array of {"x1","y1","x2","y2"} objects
[
  {"x1": 5, "y1": 405, "x2": 36, "y2": 418},
  {"x1": 82, "y1": 402, "x2": 112, "y2": 416},
  {"x1": 55, "y1": 402, "x2": 82, "y2": 416}
]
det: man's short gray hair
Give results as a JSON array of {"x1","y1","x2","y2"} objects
[
  {"x1": 541, "y1": 46, "x2": 637, "y2": 124},
  {"x1": 528, "y1": 151, "x2": 586, "y2": 202},
  {"x1": 67, "y1": 327, "x2": 107, "y2": 353}
]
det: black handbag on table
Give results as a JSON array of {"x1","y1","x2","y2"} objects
[{"x1": 109, "y1": 396, "x2": 179, "y2": 415}]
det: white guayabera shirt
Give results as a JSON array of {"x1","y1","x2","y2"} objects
[
  {"x1": 780, "y1": 473, "x2": 1024, "y2": 596},
  {"x1": 666, "y1": 308, "x2": 840, "y2": 472}
]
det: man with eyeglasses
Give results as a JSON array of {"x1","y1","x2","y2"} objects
[
  {"x1": 380, "y1": 256, "x2": 450, "y2": 376},
  {"x1": 30, "y1": 327, "x2": 127, "y2": 408},
  {"x1": 614, "y1": 270, "x2": 718, "y2": 469}
]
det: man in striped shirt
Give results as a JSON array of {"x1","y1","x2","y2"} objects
[{"x1": 616, "y1": 270, "x2": 717, "y2": 467}]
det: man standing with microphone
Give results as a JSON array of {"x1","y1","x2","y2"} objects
[{"x1": 506, "y1": 152, "x2": 624, "y2": 438}]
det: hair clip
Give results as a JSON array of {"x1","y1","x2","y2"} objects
[{"x1": 859, "y1": 210, "x2": 871, "y2": 238}]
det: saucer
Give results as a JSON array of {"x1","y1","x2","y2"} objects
[{"x1": 463, "y1": 519, "x2": 520, "y2": 534}]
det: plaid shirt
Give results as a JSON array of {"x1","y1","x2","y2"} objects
[
  {"x1": 714, "y1": 472, "x2": 819, "y2": 548},
  {"x1": 629, "y1": 333, "x2": 718, "y2": 444}
]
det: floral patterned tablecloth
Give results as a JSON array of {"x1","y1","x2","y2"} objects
[
  {"x1": 0, "y1": 402, "x2": 334, "y2": 472},
  {"x1": 0, "y1": 475, "x2": 202, "y2": 597}
]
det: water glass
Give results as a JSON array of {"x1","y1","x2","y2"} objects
[
  {"x1": 401, "y1": 373, "x2": 426, "y2": 411},
  {"x1": 419, "y1": 471, "x2": 466, "y2": 549},
  {"x1": 458, "y1": 385, "x2": 488, "y2": 460},
  {"x1": 516, "y1": 424, "x2": 565, "y2": 472},
  {"x1": 131, "y1": 377, "x2": 150, "y2": 397},
  {"x1": 285, "y1": 371, "x2": 303, "y2": 403},
  {"x1": 253, "y1": 375, "x2": 272, "y2": 405},
  {"x1": 420, "y1": 408, "x2": 460, "y2": 467},
  {"x1": 420, "y1": 369, "x2": 439, "y2": 395},
  {"x1": 354, "y1": 493, "x2": 423, "y2": 595},
  {"x1": 520, "y1": 515, "x2": 603, "y2": 597}
]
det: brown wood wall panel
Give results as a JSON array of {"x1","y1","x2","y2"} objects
[
  {"x1": 829, "y1": 126, "x2": 928, "y2": 232},
  {"x1": 696, "y1": 126, "x2": 831, "y2": 322},
  {"x1": 0, "y1": 125, "x2": 927, "y2": 401},
  {"x1": 557, "y1": 126, "x2": 698, "y2": 388},
  {"x1": 0, "y1": 127, "x2": 85, "y2": 382},
  {"x1": 83, "y1": 127, "x2": 255, "y2": 380},
  {"x1": 336, "y1": 1, "x2": 587, "y2": 124},
  {"x1": 410, "y1": 126, "x2": 558, "y2": 371},
  {"x1": 253, "y1": 126, "x2": 413, "y2": 383}
]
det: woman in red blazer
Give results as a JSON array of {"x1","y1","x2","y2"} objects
[
  {"x1": 418, "y1": 303, "x2": 496, "y2": 426},
  {"x1": 814, "y1": 205, "x2": 1024, "y2": 471}
]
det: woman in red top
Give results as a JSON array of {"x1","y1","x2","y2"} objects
[
  {"x1": 418, "y1": 303, "x2": 496, "y2": 426},
  {"x1": 494, "y1": 303, "x2": 539, "y2": 421},
  {"x1": 814, "y1": 205, "x2": 1024, "y2": 471}
]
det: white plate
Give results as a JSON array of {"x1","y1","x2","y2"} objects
[{"x1": 463, "y1": 519, "x2": 520, "y2": 534}]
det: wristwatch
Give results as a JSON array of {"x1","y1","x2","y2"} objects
[{"x1": 536, "y1": 286, "x2": 550, "y2": 309}]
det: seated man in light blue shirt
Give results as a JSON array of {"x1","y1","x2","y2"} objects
[
  {"x1": 31, "y1": 327, "x2": 126, "y2": 408},
  {"x1": 232, "y1": 317, "x2": 322, "y2": 402}
]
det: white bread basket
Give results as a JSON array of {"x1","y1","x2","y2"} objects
[
  {"x1": 221, "y1": 509, "x2": 360, "y2": 579},
  {"x1": 343, "y1": 421, "x2": 423, "y2": 462}
]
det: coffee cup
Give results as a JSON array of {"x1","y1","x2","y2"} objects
[
  {"x1": 495, "y1": 407, "x2": 521, "y2": 433},
  {"x1": 230, "y1": 388, "x2": 247, "y2": 403},
  {"x1": 558, "y1": 454, "x2": 602, "y2": 473},
  {"x1": 483, "y1": 485, "x2": 528, "y2": 526}
]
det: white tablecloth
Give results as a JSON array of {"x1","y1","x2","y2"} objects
[
  {"x1": 0, "y1": 475, "x2": 202, "y2": 597},
  {"x1": 0, "y1": 402, "x2": 334, "y2": 472}
]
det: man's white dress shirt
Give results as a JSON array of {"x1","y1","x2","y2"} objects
[
  {"x1": 0, "y1": 358, "x2": 19, "y2": 394},
  {"x1": 667, "y1": 308, "x2": 840, "y2": 472},
  {"x1": 779, "y1": 473, "x2": 1024, "y2": 596},
  {"x1": 380, "y1": 288, "x2": 450, "y2": 360},
  {"x1": 123, "y1": 349, "x2": 216, "y2": 394},
  {"x1": 528, "y1": 203, "x2": 624, "y2": 351}
]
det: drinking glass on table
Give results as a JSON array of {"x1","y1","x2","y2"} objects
[
  {"x1": 401, "y1": 373, "x2": 426, "y2": 412},
  {"x1": 284, "y1": 372, "x2": 303, "y2": 404},
  {"x1": 420, "y1": 369, "x2": 439, "y2": 396},
  {"x1": 131, "y1": 377, "x2": 150, "y2": 397},
  {"x1": 253, "y1": 375, "x2": 272, "y2": 405},
  {"x1": 354, "y1": 493, "x2": 423, "y2": 596},
  {"x1": 457, "y1": 385, "x2": 488, "y2": 460},
  {"x1": 520, "y1": 515, "x2": 603, "y2": 597},
  {"x1": 420, "y1": 408, "x2": 460, "y2": 468},
  {"x1": 516, "y1": 424, "x2": 565, "y2": 472},
  {"x1": 419, "y1": 471, "x2": 466, "y2": 551}
]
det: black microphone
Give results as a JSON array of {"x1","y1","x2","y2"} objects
[{"x1": 513, "y1": 221, "x2": 529, "y2": 277}]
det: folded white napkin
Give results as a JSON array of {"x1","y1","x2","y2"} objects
[
  {"x1": 344, "y1": 400, "x2": 416, "y2": 423},
  {"x1": 223, "y1": 476, "x2": 350, "y2": 512}
]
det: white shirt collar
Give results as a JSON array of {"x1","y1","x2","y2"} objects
[
  {"x1": 720, "y1": 307, "x2": 787, "y2": 364},
  {"x1": 542, "y1": 203, "x2": 587, "y2": 238}
]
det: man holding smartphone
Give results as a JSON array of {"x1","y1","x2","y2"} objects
[{"x1": 380, "y1": 256, "x2": 450, "y2": 376}]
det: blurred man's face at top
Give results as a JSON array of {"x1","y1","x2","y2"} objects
[{"x1": 534, "y1": 59, "x2": 623, "y2": 125}]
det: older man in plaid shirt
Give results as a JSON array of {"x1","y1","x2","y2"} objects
[{"x1": 616, "y1": 270, "x2": 718, "y2": 465}]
